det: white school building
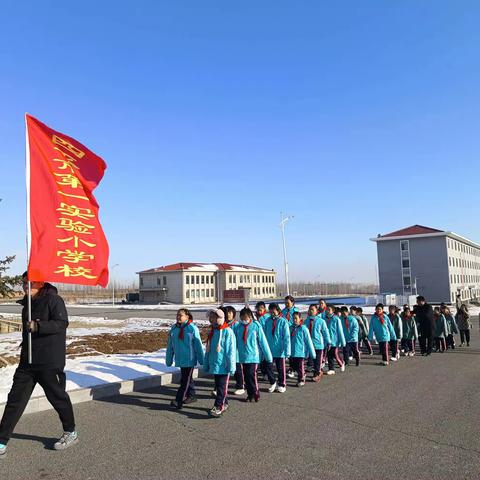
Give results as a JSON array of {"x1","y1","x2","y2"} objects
[{"x1": 137, "y1": 262, "x2": 277, "y2": 304}]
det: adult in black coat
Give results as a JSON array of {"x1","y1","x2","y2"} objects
[
  {"x1": 413, "y1": 296, "x2": 435, "y2": 355},
  {"x1": 0, "y1": 274, "x2": 77, "y2": 455}
]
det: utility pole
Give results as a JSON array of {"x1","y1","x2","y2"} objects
[{"x1": 280, "y1": 212, "x2": 293, "y2": 296}]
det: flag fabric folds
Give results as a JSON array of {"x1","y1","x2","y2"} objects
[{"x1": 26, "y1": 114, "x2": 109, "y2": 287}]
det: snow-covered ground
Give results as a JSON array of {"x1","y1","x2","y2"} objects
[{"x1": 0, "y1": 349, "x2": 177, "y2": 403}]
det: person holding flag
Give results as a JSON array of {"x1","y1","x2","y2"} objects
[{"x1": 0, "y1": 273, "x2": 77, "y2": 455}]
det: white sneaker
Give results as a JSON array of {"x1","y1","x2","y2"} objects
[
  {"x1": 54, "y1": 431, "x2": 78, "y2": 451},
  {"x1": 287, "y1": 370, "x2": 295, "y2": 379},
  {"x1": 348, "y1": 356, "x2": 353, "y2": 361},
  {"x1": 276, "y1": 386, "x2": 286, "y2": 393},
  {"x1": 211, "y1": 390, "x2": 217, "y2": 397},
  {"x1": 0, "y1": 443, "x2": 6, "y2": 456},
  {"x1": 234, "y1": 389, "x2": 245, "y2": 396},
  {"x1": 382, "y1": 361, "x2": 389, "y2": 366},
  {"x1": 340, "y1": 364, "x2": 346, "y2": 372},
  {"x1": 327, "y1": 370, "x2": 336, "y2": 376},
  {"x1": 391, "y1": 356, "x2": 398, "y2": 362},
  {"x1": 396, "y1": 353, "x2": 400, "y2": 360},
  {"x1": 268, "y1": 382, "x2": 277, "y2": 393},
  {"x1": 298, "y1": 381, "x2": 305, "y2": 387}
]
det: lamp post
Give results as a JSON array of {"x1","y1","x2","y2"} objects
[
  {"x1": 111, "y1": 263, "x2": 119, "y2": 306},
  {"x1": 280, "y1": 212, "x2": 294, "y2": 296}
]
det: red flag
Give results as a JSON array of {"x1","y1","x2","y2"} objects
[{"x1": 26, "y1": 114, "x2": 109, "y2": 287}]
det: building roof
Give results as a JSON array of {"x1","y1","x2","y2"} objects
[
  {"x1": 138, "y1": 262, "x2": 275, "y2": 274},
  {"x1": 371, "y1": 225, "x2": 480, "y2": 249},
  {"x1": 378, "y1": 225, "x2": 444, "y2": 238}
]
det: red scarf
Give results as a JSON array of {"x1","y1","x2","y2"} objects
[
  {"x1": 227, "y1": 319, "x2": 237, "y2": 328},
  {"x1": 242, "y1": 320, "x2": 252, "y2": 344},
  {"x1": 344, "y1": 315, "x2": 349, "y2": 330},
  {"x1": 286, "y1": 311, "x2": 291, "y2": 321},
  {"x1": 178, "y1": 319, "x2": 192, "y2": 340},
  {"x1": 378, "y1": 313, "x2": 385, "y2": 325},
  {"x1": 208, "y1": 322, "x2": 229, "y2": 341},
  {"x1": 291, "y1": 321, "x2": 303, "y2": 337},
  {"x1": 271, "y1": 316, "x2": 278, "y2": 335}
]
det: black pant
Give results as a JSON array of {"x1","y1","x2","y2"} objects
[
  {"x1": 175, "y1": 367, "x2": 195, "y2": 405},
  {"x1": 419, "y1": 336, "x2": 433, "y2": 355},
  {"x1": 343, "y1": 342, "x2": 360, "y2": 366},
  {"x1": 327, "y1": 346, "x2": 344, "y2": 370},
  {"x1": 265, "y1": 358, "x2": 286, "y2": 387},
  {"x1": 234, "y1": 363, "x2": 244, "y2": 389},
  {"x1": 0, "y1": 367, "x2": 75, "y2": 444},
  {"x1": 446, "y1": 334, "x2": 455, "y2": 349},
  {"x1": 213, "y1": 374, "x2": 229, "y2": 409},
  {"x1": 290, "y1": 357, "x2": 306, "y2": 382},
  {"x1": 378, "y1": 341, "x2": 389, "y2": 362},
  {"x1": 242, "y1": 363, "x2": 259, "y2": 399},
  {"x1": 312, "y1": 349, "x2": 324, "y2": 375},
  {"x1": 389, "y1": 340, "x2": 398, "y2": 358},
  {"x1": 460, "y1": 329, "x2": 470, "y2": 345}
]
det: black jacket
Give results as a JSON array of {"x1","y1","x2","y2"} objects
[
  {"x1": 413, "y1": 303, "x2": 435, "y2": 338},
  {"x1": 18, "y1": 283, "x2": 69, "y2": 370}
]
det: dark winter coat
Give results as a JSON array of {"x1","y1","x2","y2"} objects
[
  {"x1": 18, "y1": 283, "x2": 69, "y2": 370},
  {"x1": 413, "y1": 303, "x2": 435, "y2": 338}
]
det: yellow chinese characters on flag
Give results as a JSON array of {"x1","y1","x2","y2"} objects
[{"x1": 26, "y1": 114, "x2": 109, "y2": 287}]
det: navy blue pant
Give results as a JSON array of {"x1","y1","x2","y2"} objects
[
  {"x1": 389, "y1": 340, "x2": 399, "y2": 357},
  {"x1": 265, "y1": 358, "x2": 286, "y2": 387},
  {"x1": 404, "y1": 339, "x2": 415, "y2": 352},
  {"x1": 312, "y1": 349, "x2": 324, "y2": 375},
  {"x1": 378, "y1": 341, "x2": 389, "y2": 362},
  {"x1": 290, "y1": 357, "x2": 306, "y2": 382},
  {"x1": 343, "y1": 342, "x2": 360, "y2": 366},
  {"x1": 213, "y1": 374, "x2": 229, "y2": 409},
  {"x1": 234, "y1": 363, "x2": 244, "y2": 389},
  {"x1": 175, "y1": 367, "x2": 195, "y2": 405},
  {"x1": 242, "y1": 363, "x2": 259, "y2": 399}
]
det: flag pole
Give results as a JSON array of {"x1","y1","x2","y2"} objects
[{"x1": 25, "y1": 113, "x2": 33, "y2": 364}]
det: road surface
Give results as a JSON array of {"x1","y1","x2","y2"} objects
[{"x1": 1, "y1": 335, "x2": 479, "y2": 479}]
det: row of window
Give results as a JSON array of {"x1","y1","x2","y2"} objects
[
  {"x1": 185, "y1": 288, "x2": 215, "y2": 299},
  {"x1": 227, "y1": 274, "x2": 275, "y2": 285},
  {"x1": 448, "y1": 238, "x2": 480, "y2": 257},
  {"x1": 253, "y1": 286, "x2": 275, "y2": 295},
  {"x1": 449, "y1": 256, "x2": 480, "y2": 271},
  {"x1": 450, "y1": 273, "x2": 480, "y2": 285},
  {"x1": 185, "y1": 275, "x2": 214, "y2": 285}
]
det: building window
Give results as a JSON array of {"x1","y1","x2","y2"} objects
[
  {"x1": 196, "y1": 275, "x2": 200, "y2": 284},
  {"x1": 186, "y1": 276, "x2": 190, "y2": 285},
  {"x1": 201, "y1": 275, "x2": 205, "y2": 284},
  {"x1": 229, "y1": 274, "x2": 233, "y2": 283},
  {"x1": 196, "y1": 289, "x2": 200, "y2": 298},
  {"x1": 233, "y1": 275, "x2": 237, "y2": 283},
  {"x1": 186, "y1": 290, "x2": 190, "y2": 299},
  {"x1": 140, "y1": 277, "x2": 144, "y2": 287},
  {"x1": 157, "y1": 278, "x2": 161, "y2": 286},
  {"x1": 402, "y1": 259, "x2": 410, "y2": 268},
  {"x1": 201, "y1": 289, "x2": 205, "y2": 297},
  {"x1": 163, "y1": 276, "x2": 167, "y2": 286},
  {"x1": 210, "y1": 288, "x2": 214, "y2": 297}
]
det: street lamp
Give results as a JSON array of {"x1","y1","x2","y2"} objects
[
  {"x1": 280, "y1": 212, "x2": 294, "y2": 296},
  {"x1": 111, "y1": 264, "x2": 119, "y2": 306}
]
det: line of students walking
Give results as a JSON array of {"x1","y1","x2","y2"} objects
[{"x1": 166, "y1": 295, "x2": 472, "y2": 417}]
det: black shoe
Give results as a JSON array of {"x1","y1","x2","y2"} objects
[
  {"x1": 183, "y1": 396, "x2": 197, "y2": 405},
  {"x1": 170, "y1": 400, "x2": 183, "y2": 410},
  {"x1": 243, "y1": 397, "x2": 253, "y2": 403}
]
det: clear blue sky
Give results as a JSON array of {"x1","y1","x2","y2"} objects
[{"x1": 1, "y1": 1, "x2": 480, "y2": 284}]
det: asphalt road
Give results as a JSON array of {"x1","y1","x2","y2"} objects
[{"x1": 1, "y1": 336, "x2": 479, "y2": 479}]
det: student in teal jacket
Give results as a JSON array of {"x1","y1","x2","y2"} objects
[
  {"x1": 401, "y1": 307, "x2": 418, "y2": 356},
  {"x1": 204, "y1": 309, "x2": 237, "y2": 417},
  {"x1": 282, "y1": 295, "x2": 299, "y2": 326},
  {"x1": 255, "y1": 301, "x2": 271, "y2": 379},
  {"x1": 289, "y1": 312, "x2": 316, "y2": 386},
  {"x1": 325, "y1": 305, "x2": 346, "y2": 375},
  {"x1": 369, "y1": 304, "x2": 396, "y2": 365},
  {"x1": 222, "y1": 306, "x2": 245, "y2": 396},
  {"x1": 264, "y1": 303, "x2": 291, "y2": 393},
  {"x1": 304, "y1": 304, "x2": 331, "y2": 382},
  {"x1": 441, "y1": 305, "x2": 458, "y2": 350},
  {"x1": 339, "y1": 306, "x2": 360, "y2": 367},
  {"x1": 434, "y1": 307, "x2": 448, "y2": 352},
  {"x1": 166, "y1": 308, "x2": 205, "y2": 409},
  {"x1": 387, "y1": 306, "x2": 402, "y2": 361},
  {"x1": 235, "y1": 308, "x2": 272, "y2": 402}
]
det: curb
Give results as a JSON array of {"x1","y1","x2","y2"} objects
[{"x1": 0, "y1": 368, "x2": 208, "y2": 417}]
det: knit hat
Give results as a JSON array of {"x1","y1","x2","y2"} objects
[{"x1": 206, "y1": 308, "x2": 225, "y2": 320}]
